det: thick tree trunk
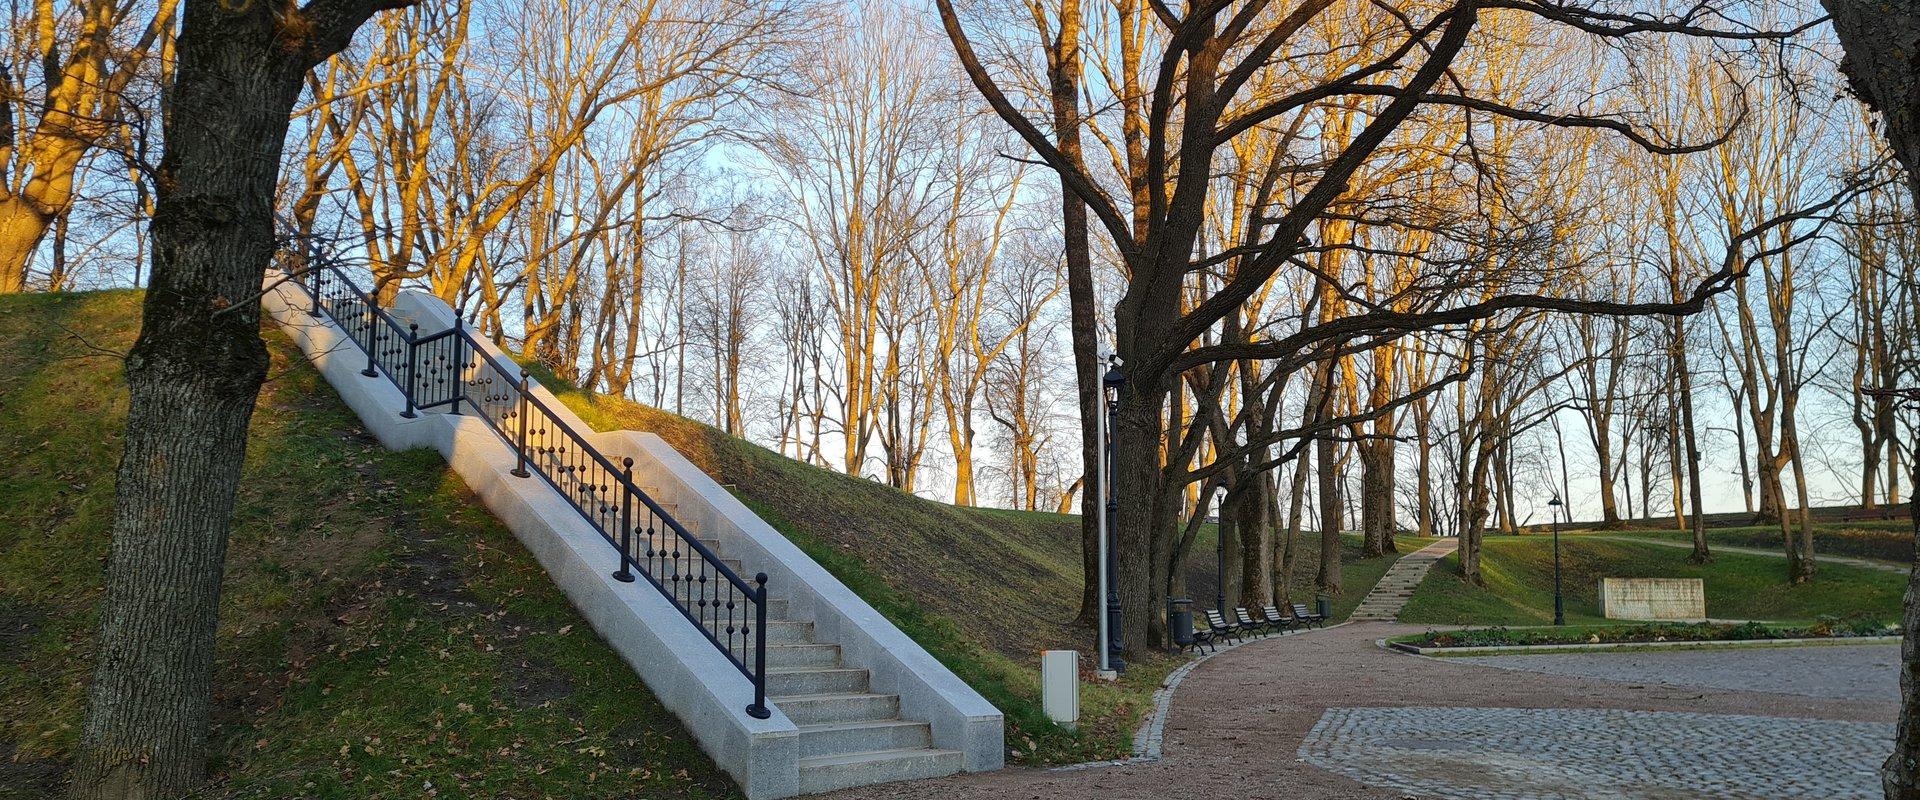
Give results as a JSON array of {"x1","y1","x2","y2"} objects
[
  {"x1": 70, "y1": 1, "x2": 399, "y2": 797},
  {"x1": 1236, "y1": 472, "x2": 1274, "y2": 609},
  {"x1": 1279, "y1": 451, "x2": 1310, "y2": 603},
  {"x1": 1359, "y1": 438, "x2": 1396, "y2": 556},
  {"x1": 71, "y1": 369, "x2": 262, "y2": 798},
  {"x1": 1041, "y1": 0, "x2": 1104, "y2": 627},
  {"x1": 1817, "y1": 4, "x2": 1919, "y2": 793},
  {"x1": 1216, "y1": 482, "x2": 1241, "y2": 609},
  {"x1": 70, "y1": 30, "x2": 297, "y2": 800},
  {"x1": 1890, "y1": 455, "x2": 1920, "y2": 800},
  {"x1": 1112, "y1": 387, "x2": 1167, "y2": 652},
  {"x1": 1307, "y1": 364, "x2": 1342, "y2": 598},
  {"x1": 0, "y1": 198, "x2": 52, "y2": 292}
]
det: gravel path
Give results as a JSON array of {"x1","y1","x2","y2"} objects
[{"x1": 818, "y1": 622, "x2": 1894, "y2": 800}]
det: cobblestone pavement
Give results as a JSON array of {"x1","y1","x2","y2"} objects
[
  {"x1": 1300, "y1": 706, "x2": 1892, "y2": 799},
  {"x1": 1452, "y1": 644, "x2": 1900, "y2": 701},
  {"x1": 816, "y1": 622, "x2": 1895, "y2": 800}
]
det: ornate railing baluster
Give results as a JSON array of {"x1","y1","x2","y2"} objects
[{"x1": 293, "y1": 261, "x2": 770, "y2": 718}]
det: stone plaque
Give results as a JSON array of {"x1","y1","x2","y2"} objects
[{"x1": 1598, "y1": 578, "x2": 1705, "y2": 620}]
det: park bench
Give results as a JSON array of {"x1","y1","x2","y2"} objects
[
  {"x1": 1203, "y1": 608, "x2": 1249, "y2": 644},
  {"x1": 1236, "y1": 606, "x2": 1282, "y2": 637},
  {"x1": 1259, "y1": 605, "x2": 1297, "y2": 633},
  {"x1": 1290, "y1": 602, "x2": 1327, "y2": 628},
  {"x1": 1183, "y1": 618, "x2": 1220, "y2": 654}
]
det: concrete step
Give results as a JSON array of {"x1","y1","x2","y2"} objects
[
  {"x1": 772, "y1": 692, "x2": 899, "y2": 725},
  {"x1": 768, "y1": 667, "x2": 870, "y2": 696},
  {"x1": 764, "y1": 620, "x2": 815, "y2": 645},
  {"x1": 766, "y1": 643, "x2": 842, "y2": 668},
  {"x1": 795, "y1": 719, "x2": 932, "y2": 758},
  {"x1": 797, "y1": 748, "x2": 964, "y2": 795}
]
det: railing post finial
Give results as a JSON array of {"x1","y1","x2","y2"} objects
[
  {"x1": 746, "y1": 571, "x2": 771, "y2": 719},
  {"x1": 510, "y1": 369, "x2": 532, "y2": 478},
  {"x1": 401, "y1": 322, "x2": 420, "y2": 418},
  {"x1": 613, "y1": 457, "x2": 636, "y2": 583}
]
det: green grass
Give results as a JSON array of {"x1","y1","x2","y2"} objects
[
  {"x1": 0, "y1": 292, "x2": 737, "y2": 799},
  {"x1": 1398, "y1": 535, "x2": 1907, "y2": 627},
  {"x1": 1581, "y1": 523, "x2": 1914, "y2": 565},
  {"x1": 0, "y1": 290, "x2": 1434, "y2": 794},
  {"x1": 529, "y1": 366, "x2": 1437, "y2": 762},
  {"x1": 1172, "y1": 524, "x2": 1436, "y2": 622},
  {"x1": 528, "y1": 363, "x2": 1182, "y2": 764}
]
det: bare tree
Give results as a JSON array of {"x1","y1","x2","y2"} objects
[
  {"x1": 0, "y1": 0, "x2": 177, "y2": 291},
  {"x1": 940, "y1": 0, "x2": 1839, "y2": 649}
]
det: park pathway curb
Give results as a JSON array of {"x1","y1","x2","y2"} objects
[{"x1": 1350, "y1": 538, "x2": 1458, "y2": 621}]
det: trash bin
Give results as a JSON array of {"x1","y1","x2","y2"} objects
[
  {"x1": 1315, "y1": 595, "x2": 1332, "y2": 619},
  {"x1": 1168, "y1": 597, "x2": 1194, "y2": 649}
]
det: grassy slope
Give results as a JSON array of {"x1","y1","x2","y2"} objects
[
  {"x1": 536, "y1": 374, "x2": 1440, "y2": 761},
  {"x1": 536, "y1": 372, "x2": 1175, "y2": 763},
  {"x1": 1584, "y1": 522, "x2": 1914, "y2": 565},
  {"x1": 1181, "y1": 532, "x2": 1437, "y2": 622},
  {"x1": 0, "y1": 292, "x2": 736, "y2": 799},
  {"x1": 1398, "y1": 535, "x2": 1906, "y2": 627}
]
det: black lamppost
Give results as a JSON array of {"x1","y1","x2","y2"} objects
[
  {"x1": 1548, "y1": 495, "x2": 1565, "y2": 626},
  {"x1": 1215, "y1": 486, "x2": 1227, "y2": 613},
  {"x1": 1102, "y1": 357, "x2": 1128, "y2": 673}
]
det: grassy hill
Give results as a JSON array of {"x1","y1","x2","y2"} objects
[
  {"x1": 537, "y1": 370, "x2": 1455, "y2": 760},
  {"x1": 1588, "y1": 522, "x2": 1913, "y2": 565},
  {"x1": 1398, "y1": 535, "x2": 1906, "y2": 627},
  {"x1": 0, "y1": 292, "x2": 736, "y2": 799},
  {"x1": 3, "y1": 290, "x2": 1436, "y2": 798},
  {"x1": 536, "y1": 371, "x2": 1182, "y2": 763}
]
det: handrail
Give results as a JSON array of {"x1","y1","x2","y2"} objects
[{"x1": 294, "y1": 263, "x2": 772, "y2": 719}]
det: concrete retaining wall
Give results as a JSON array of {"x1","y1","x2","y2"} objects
[{"x1": 1599, "y1": 577, "x2": 1706, "y2": 621}]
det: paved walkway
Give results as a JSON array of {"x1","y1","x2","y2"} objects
[
  {"x1": 1592, "y1": 535, "x2": 1909, "y2": 574},
  {"x1": 819, "y1": 622, "x2": 1895, "y2": 800},
  {"x1": 1351, "y1": 538, "x2": 1458, "y2": 621}
]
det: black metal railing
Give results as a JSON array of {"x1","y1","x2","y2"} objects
[{"x1": 295, "y1": 263, "x2": 772, "y2": 719}]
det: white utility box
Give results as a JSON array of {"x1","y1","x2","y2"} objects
[{"x1": 1041, "y1": 649, "x2": 1080, "y2": 730}]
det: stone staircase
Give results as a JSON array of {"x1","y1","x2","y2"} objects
[
  {"x1": 263, "y1": 272, "x2": 1000, "y2": 798},
  {"x1": 1349, "y1": 539, "x2": 1459, "y2": 622},
  {"x1": 653, "y1": 491, "x2": 963, "y2": 794}
]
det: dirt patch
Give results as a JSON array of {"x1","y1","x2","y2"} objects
[
  {"x1": 0, "y1": 601, "x2": 45, "y2": 662},
  {"x1": 500, "y1": 653, "x2": 575, "y2": 707},
  {"x1": 605, "y1": 719, "x2": 738, "y2": 796},
  {"x1": 397, "y1": 542, "x2": 475, "y2": 611},
  {"x1": 0, "y1": 740, "x2": 66, "y2": 799}
]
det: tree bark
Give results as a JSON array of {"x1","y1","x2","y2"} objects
[
  {"x1": 1238, "y1": 470, "x2": 1275, "y2": 608},
  {"x1": 70, "y1": 1, "x2": 404, "y2": 797},
  {"x1": 1814, "y1": 5, "x2": 1920, "y2": 791},
  {"x1": 1111, "y1": 378, "x2": 1168, "y2": 652},
  {"x1": 1036, "y1": 0, "x2": 1105, "y2": 628},
  {"x1": 1890, "y1": 454, "x2": 1920, "y2": 800}
]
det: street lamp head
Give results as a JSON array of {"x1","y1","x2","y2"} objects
[
  {"x1": 1102, "y1": 358, "x2": 1126, "y2": 390},
  {"x1": 1548, "y1": 496, "x2": 1562, "y2": 507}
]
